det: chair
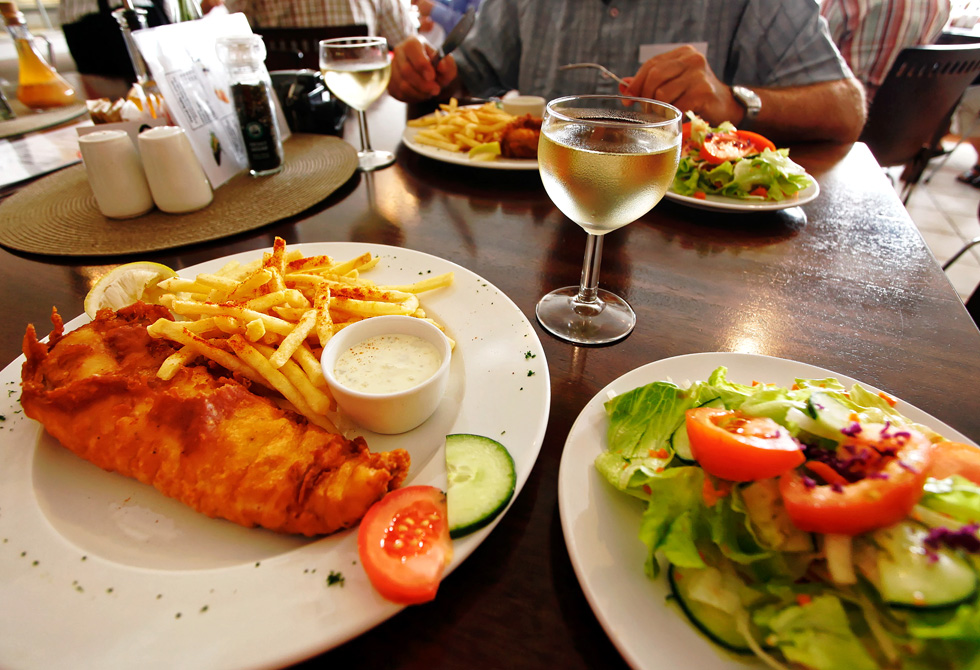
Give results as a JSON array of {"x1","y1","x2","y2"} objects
[
  {"x1": 941, "y1": 201, "x2": 980, "y2": 326},
  {"x1": 258, "y1": 25, "x2": 369, "y2": 71},
  {"x1": 859, "y1": 43, "x2": 980, "y2": 204}
]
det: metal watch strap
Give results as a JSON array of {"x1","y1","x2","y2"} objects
[{"x1": 731, "y1": 85, "x2": 761, "y2": 127}]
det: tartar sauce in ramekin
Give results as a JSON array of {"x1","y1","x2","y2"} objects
[{"x1": 334, "y1": 333, "x2": 442, "y2": 394}]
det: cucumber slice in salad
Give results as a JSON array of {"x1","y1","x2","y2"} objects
[
  {"x1": 671, "y1": 397, "x2": 725, "y2": 463},
  {"x1": 445, "y1": 434, "x2": 516, "y2": 539},
  {"x1": 862, "y1": 521, "x2": 978, "y2": 610},
  {"x1": 790, "y1": 391, "x2": 855, "y2": 441},
  {"x1": 668, "y1": 564, "x2": 755, "y2": 654}
]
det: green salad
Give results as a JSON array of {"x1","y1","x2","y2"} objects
[
  {"x1": 597, "y1": 367, "x2": 980, "y2": 669},
  {"x1": 671, "y1": 114, "x2": 813, "y2": 201}
]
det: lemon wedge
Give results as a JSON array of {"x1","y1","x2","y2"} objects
[
  {"x1": 468, "y1": 141, "x2": 501, "y2": 161},
  {"x1": 84, "y1": 261, "x2": 177, "y2": 319}
]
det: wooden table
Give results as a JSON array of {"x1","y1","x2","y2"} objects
[{"x1": 2, "y1": 93, "x2": 979, "y2": 669}]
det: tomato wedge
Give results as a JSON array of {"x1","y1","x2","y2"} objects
[
  {"x1": 928, "y1": 441, "x2": 980, "y2": 486},
  {"x1": 357, "y1": 485, "x2": 453, "y2": 605},
  {"x1": 698, "y1": 130, "x2": 776, "y2": 165},
  {"x1": 686, "y1": 407, "x2": 804, "y2": 482},
  {"x1": 779, "y1": 424, "x2": 934, "y2": 536}
]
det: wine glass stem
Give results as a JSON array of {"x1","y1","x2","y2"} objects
[
  {"x1": 356, "y1": 109, "x2": 372, "y2": 152},
  {"x1": 576, "y1": 233, "x2": 603, "y2": 305}
]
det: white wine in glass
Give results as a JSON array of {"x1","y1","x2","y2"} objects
[
  {"x1": 319, "y1": 36, "x2": 394, "y2": 171},
  {"x1": 536, "y1": 95, "x2": 681, "y2": 345}
]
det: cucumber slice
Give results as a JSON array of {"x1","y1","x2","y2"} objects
[
  {"x1": 863, "y1": 521, "x2": 978, "y2": 610},
  {"x1": 671, "y1": 397, "x2": 725, "y2": 463},
  {"x1": 668, "y1": 564, "x2": 754, "y2": 654},
  {"x1": 445, "y1": 434, "x2": 516, "y2": 539},
  {"x1": 801, "y1": 391, "x2": 855, "y2": 440}
]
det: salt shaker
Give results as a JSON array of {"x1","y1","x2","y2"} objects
[
  {"x1": 215, "y1": 35, "x2": 284, "y2": 177},
  {"x1": 77, "y1": 130, "x2": 154, "y2": 219},
  {"x1": 138, "y1": 125, "x2": 214, "y2": 213}
]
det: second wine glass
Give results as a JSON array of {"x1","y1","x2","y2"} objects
[
  {"x1": 536, "y1": 95, "x2": 682, "y2": 345},
  {"x1": 319, "y1": 36, "x2": 394, "y2": 171}
]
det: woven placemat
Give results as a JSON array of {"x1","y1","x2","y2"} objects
[
  {"x1": 0, "y1": 133, "x2": 358, "y2": 257},
  {"x1": 0, "y1": 102, "x2": 88, "y2": 139}
]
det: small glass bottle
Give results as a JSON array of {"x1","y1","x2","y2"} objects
[
  {"x1": 112, "y1": 0, "x2": 165, "y2": 118},
  {"x1": 0, "y1": 1, "x2": 76, "y2": 110},
  {"x1": 173, "y1": 0, "x2": 203, "y2": 22},
  {"x1": 216, "y1": 35, "x2": 284, "y2": 177}
]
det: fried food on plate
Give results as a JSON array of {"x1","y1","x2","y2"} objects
[
  {"x1": 407, "y1": 97, "x2": 542, "y2": 160},
  {"x1": 500, "y1": 114, "x2": 542, "y2": 159},
  {"x1": 21, "y1": 303, "x2": 410, "y2": 536}
]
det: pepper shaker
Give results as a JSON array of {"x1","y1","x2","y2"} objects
[{"x1": 216, "y1": 35, "x2": 284, "y2": 177}]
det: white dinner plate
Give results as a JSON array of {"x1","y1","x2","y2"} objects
[
  {"x1": 401, "y1": 117, "x2": 539, "y2": 171},
  {"x1": 558, "y1": 352, "x2": 977, "y2": 670},
  {"x1": 0, "y1": 243, "x2": 550, "y2": 670},
  {"x1": 664, "y1": 178, "x2": 820, "y2": 212}
]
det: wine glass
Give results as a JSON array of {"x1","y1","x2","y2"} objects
[
  {"x1": 319, "y1": 36, "x2": 394, "y2": 171},
  {"x1": 536, "y1": 95, "x2": 682, "y2": 345}
]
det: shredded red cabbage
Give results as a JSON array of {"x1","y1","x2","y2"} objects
[{"x1": 924, "y1": 524, "x2": 980, "y2": 557}]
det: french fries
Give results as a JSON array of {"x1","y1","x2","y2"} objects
[
  {"x1": 407, "y1": 97, "x2": 519, "y2": 157},
  {"x1": 144, "y1": 238, "x2": 454, "y2": 433}
]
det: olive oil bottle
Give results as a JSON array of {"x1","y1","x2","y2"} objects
[{"x1": 0, "y1": 1, "x2": 76, "y2": 110}]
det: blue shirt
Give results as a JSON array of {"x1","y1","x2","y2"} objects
[
  {"x1": 454, "y1": 0, "x2": 852, "y2": 100},
  {"x1": 428, "y1": 0, "x2": 482, "y2": 34}
]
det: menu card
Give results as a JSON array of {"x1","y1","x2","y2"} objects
[{"x1": 132, "y1": 13, "x2": 289, "y2": 188}]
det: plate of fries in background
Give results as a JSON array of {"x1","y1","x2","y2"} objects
[
  {"x1": 402, "y1": 98, "x2": 541, "y2": 170},
  {"x1": 0, "y1": 241, "x2": 550, "y2": 669}
]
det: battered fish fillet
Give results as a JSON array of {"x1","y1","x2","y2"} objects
[{"x1": 20, "y1": 303, "x2": 410, "y2": 536}]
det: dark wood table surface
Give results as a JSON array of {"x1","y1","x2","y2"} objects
[{"x1": 2, "y1": 92, "x2": 979, "y2": 669}]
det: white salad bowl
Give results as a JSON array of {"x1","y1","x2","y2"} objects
[{"x1": 320, "y1": 315, "x2": 452, "y2": 434}]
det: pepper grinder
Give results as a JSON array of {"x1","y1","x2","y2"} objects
[{"x1": 215, "y1": 35, "x2": 284, "y2": 177}]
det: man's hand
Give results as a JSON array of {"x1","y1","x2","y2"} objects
[
  {"x1": 622, "y1": 44, "x2": 867, "y2": 143},
  {"x1": 622, "y1": 45, "x2": 743, "y2": 127},
  {"x1": 389, "y1": 37, "x2": 458, "y2": 103},
  {"x1": 413, "y1": 0, "x2": 436, "y2": 32}
]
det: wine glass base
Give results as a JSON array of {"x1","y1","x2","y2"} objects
[
  {"x1": 357, "y1": 149, "x2": 396, "y2": 171},
  {"x1": 535, "y1": 286, "x2": 636, "y2": 345}
]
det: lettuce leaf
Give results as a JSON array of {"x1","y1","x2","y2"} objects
[
  {"x1": 725, "y1": 149, "x2": 811, "y2": 201},
  {"x1": 754, "y1": 595, "x2": 879, "y2": 670},
  {"x1": 596, "y1": 381, "x2": 694, "y2": 493},
  {"x1": 921, "y1": 476, "x2": 980, "y2": 524},
  {"x1": 637, "y1": 467, "x2": 770, "y2": 577}
]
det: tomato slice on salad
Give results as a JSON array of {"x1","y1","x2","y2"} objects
[
  {"x1": 698, "y1": 130, "x2": 777, "y2": 165},
  {"x1": 779, "y1": 424, "x2": 934, "y2": 536},
  {"x1": 686, "y1": 407, "x2": 805, "y2": 482},
  {"x1": 357, "y1": 485, "x2": 453, "y2": 605},
  {"x1": 928, "y1": 440, "x2": 980, "y2": 485}
]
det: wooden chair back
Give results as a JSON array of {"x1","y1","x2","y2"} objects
[{"x1": 258, "y1": 25, "x2": 370, "y2": 71}]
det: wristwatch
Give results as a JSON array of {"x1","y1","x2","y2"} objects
[{"x1": 731, "y1": 85, "x2": 761, "y2": 126}]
